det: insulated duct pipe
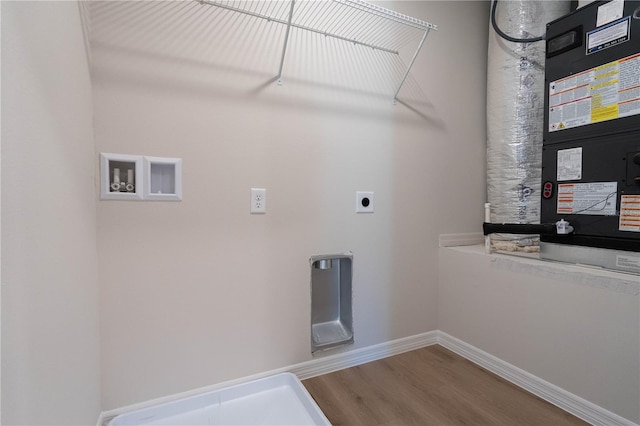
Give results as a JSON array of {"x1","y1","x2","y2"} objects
[{"x1": 486, "y1": 0, "x2": 571, "y2": 252}]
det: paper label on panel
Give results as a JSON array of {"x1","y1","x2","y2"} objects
[
  {"x1": 557, "y1": 182, "x2": 617, "y2": 215},
  {"x1": 616, "y1": 254, "x2": 640, "y2": 271},
  {"x1": 587, "y1": 17, "x2": 630, "y2": 54},
  {"x1": 548, "y1": 53, "x2": 640, "y2": 132},
  {"x1": 619, "y1": 195, "x2": 640, "y2": 232},
  {"x1": 557, "y1": 147, "x2": 582, "y2": 181},
  {"x1": 596, "y1": 0, "x2": 624, "y2": 27}
]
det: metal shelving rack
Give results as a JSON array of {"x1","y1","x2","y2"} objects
[{"x1": 196, "y1": 0, "x2": 436, "y2": 102}]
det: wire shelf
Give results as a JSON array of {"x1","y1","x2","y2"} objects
[{"x1": 196, "y1": 0, "x2": 437, "y2": 101}]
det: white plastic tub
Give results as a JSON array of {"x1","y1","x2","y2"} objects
[{"x1": 108, "y1": 373, "x2": 330, "y2": 426}]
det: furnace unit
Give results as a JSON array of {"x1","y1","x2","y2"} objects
[{"x1": 540, "y1": 0, "x2": 640, "y2": 274}]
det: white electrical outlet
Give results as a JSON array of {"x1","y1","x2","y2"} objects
[
  {"x1": 251, "y1": 188, "x2": 266, "y2": 214},
  {"x1": 356, "y1": 191, "x2": 374, "y2": 213}
]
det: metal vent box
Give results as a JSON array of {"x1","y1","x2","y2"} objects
[{"x1": 310, "y1": 254, "x2": 354, "y2": 353}]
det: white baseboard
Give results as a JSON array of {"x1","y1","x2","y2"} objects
[
  {"x1": 439, "y1": 232, "x2": 485, "y2": 247},
  {"x1": 291, "y1": 331, "x2": 439, "y2": 380},
  {"x1": 97, "y1": 331, "x2": 438, "y2": 425},
  {"x1": 437, "y1": 331, "x2": 638, "y2": 426},
  {"x1": 98, "y1": 330, "x2": 637, "y2": 426}
]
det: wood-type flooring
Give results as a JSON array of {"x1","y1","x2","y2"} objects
[{"x1": 303, "y1": 345, "x2": 587, "y2": 426}]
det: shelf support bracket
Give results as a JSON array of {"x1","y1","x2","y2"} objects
[
  {"x1": 393, "y1": 28, "x2": 430, "y2": 104},
  {"x1": 277, "y1": 0, "x2": 296, "y2": 86}
]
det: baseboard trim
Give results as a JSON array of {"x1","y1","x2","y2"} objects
[
  {"x1": 437, "y1": 331, "x2": 638, "y2": 426},
  {"x1": 97, "y1": 331, "x2": 438, "y2": 425},
  {"x1": 439, "y1": 232, "x2": 485, "y2": 247},
  {"x1": 291, "y1": 331, "x2": 439, "y2": 380},
  {"x1": 98, "y1": 331, "x2": 637, "y2": 426}
]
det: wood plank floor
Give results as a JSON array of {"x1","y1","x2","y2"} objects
[{"x1": 303, "y1": 345, "x2": 587, "y2": 426}]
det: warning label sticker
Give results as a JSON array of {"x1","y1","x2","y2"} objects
[
  {"x1": 549, "y1": 52, "x2": 640, "y2": 132},
  {"x1": 557, "y1": 182, "x2": 617, "y2": 215},
  {"x1": 619, "y1": 194, "x2": 640, "y2": 232}
]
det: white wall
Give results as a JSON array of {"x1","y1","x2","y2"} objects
[
  {"x1": 439, "y1": 246, "x2": 640, "y2": 423},
  {"x1": 90, "y1": 1, "x2": 489, "y2": 409},
  {"x1": 1, "y1": 2, "x2": 101, "y2": 424},
  {"x1": 3, "y1": 2, "x2": 635, "y2": 423}
]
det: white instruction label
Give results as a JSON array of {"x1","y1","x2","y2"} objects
[
  {"x1": 557, "y1": 182, "x2": 617, "y2": 215},
  {"x1": 619, "y1": 195, "x2": 640, "y2": 232},
  {"x1": 549, "y1": 53, "x2": 640, "y2": 132},
  {"x1": 557, "y1": 147, "x2": 582, "y2": 181},
  {"x1": 616, "y1": 254, "x2": 640, "y2": 271},
  {"x1": 597, "y1": 0, "x2": 624, "y2": 27},
  {"x1": 587, "y1": 17, "x2": 630, "y2": 54}
]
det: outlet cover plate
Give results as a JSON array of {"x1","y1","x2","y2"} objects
[
  {"x1": 251, "y1": 188, "x2": 266, "y2": 214},
  {"x1": 356, "y1": 191, "x2": 374, "y2": 213}
]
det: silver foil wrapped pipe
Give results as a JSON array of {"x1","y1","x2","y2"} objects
[{"x1": 486, "y1": 0, "x2": 571, "y2": 252}]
